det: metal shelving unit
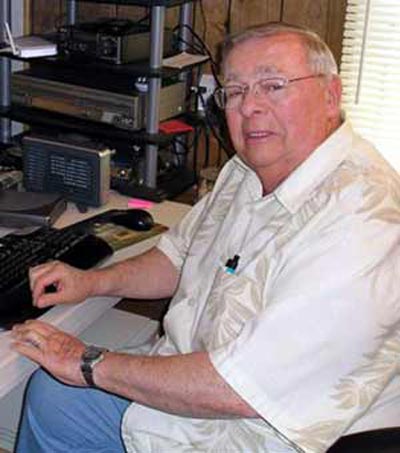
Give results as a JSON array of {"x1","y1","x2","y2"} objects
[
  {"x1": 0, "y1": 0, "x2": 12, "y2": 144},
  {"x1": 0, "y1": 0, "x2": 196, "y2": 196}
]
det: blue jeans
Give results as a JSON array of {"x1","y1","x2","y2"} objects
[{"x1": 16, "y1": 368, "x2": 130, "y2": 452}]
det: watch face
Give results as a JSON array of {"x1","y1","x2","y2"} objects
[
  {"x1": 81, "y1": 346, "x2": 108, "y2": 387},
  {"x1": 85, "y1": 346, "x2": 104, "y2": 360}
]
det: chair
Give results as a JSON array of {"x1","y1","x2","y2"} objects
[{"x1": 327, "y1": 427, "x2": 400, "y2": 453}]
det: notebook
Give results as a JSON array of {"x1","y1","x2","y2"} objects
[
  {"x1": 2, "y1": 22, "x2": 57, "y2": 58},
  {"x1": 0, "y1": 190, "x2": 66, "y2": 228},
  {"x1": 163, "y1": 51, "x2": 209, "y2": 69}
]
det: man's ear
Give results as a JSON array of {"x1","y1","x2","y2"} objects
[{"x1": 326, "y1": 75, "x2": 342, "y2": 118}]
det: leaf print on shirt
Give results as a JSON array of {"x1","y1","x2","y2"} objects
[
  {"x1": 352, "y1": 157, "x2": 400, "y2": 222},
  {"x1": 362, "y1": 178, "x2": 400, "y2": 223},
  {"x1": 332, "y1": 326, "x2": 400, "y2": 410},
  {"x1": 186, "y1": 417, "x2": 278, "y2": 453},
  {"x1": 290, "y1": 420, "x2": 346, "y2": 453},
  {"x1": 368, "y1": 208, "x2": 400, "y2": 224},
  {"x1": 290, "y1": 327, "x2": 400, "y2": 452},
  {"x1": 201, "y1": 256, "x2": 269, "y2": 350},
  {"x1": 322, "y1": 161, "x2": 358, "y2": 196},
  {"x1": 321, "y1": 152, "x2": 400, "y2": 224}
]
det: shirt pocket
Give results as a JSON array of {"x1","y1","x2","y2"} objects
[{"x1": 198, "y1": 263, "x2": 264, "y2": 350}]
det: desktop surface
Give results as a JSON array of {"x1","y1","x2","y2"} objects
[
  {"x1": 0, "y1": 192, "x2": 191, "y2": 451},
  {"x1": 0, "y1": 191, "x2": 191, "y2": 398},
  {"x1": 0, "y1": 204, "x2": 174, "y2": 327}
]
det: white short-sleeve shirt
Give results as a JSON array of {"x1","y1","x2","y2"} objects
[{"x1": 122, "y1": 121, "x2": 400, "y2": 453}]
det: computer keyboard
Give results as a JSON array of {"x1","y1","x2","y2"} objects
[{"x1": 0, "y1": 226, "x2": 113, "y2": 328}]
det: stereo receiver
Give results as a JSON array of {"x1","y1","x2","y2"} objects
[
  {"x1": 57, "y1": 18, "x2": 175, "y2": 64},
  {"x1": 12, "y1": 68, "x2": 187, "y2": 131},
  {"x1": 23, "y1": 134, "x2": 113, "y2": 207}
]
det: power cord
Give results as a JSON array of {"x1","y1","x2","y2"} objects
[
  {"x1": 173, "y1": 23, "x2": 222, "y2": 87},
  {"x1": 198, "y1": 91, "x2": 235, "y2": 159}
]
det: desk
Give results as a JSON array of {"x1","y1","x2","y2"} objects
[{"x1": 0, "y1": 192, "x2": 191, "y2": 450}]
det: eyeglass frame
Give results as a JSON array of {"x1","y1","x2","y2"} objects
[{"x1": 213, "y1": 74, "x2": 326, "y2": 110}]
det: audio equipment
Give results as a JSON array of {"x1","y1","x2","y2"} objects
[
  {"x1": 56, "y1": 18, "x2": 175, "y2": 64},
  {"x1": 12, "y1": 68, "x2": 187, "y2": 131},
  {"x1": 22, "y1": 133, "x2": 113, "y2": 207}
]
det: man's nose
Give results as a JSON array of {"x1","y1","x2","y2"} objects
[{"x1": 239, "y1": 86, "x2": 269, "y2": 116}]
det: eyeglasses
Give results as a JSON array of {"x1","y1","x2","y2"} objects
[{"x1": 213, "y1": 74, "x2": 325, "y2": 110}]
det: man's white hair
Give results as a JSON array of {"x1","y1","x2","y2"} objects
[{"x1": 221, "y1": 22, "x2": 338, "y2": 77}]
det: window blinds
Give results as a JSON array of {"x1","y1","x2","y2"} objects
[{"x1": 340, "y1": 0, "x2": 400, "y2": 171}]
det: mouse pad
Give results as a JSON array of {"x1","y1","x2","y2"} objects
[{"x1": 90, "y1": 222, "x2": 168, "y2": 251}]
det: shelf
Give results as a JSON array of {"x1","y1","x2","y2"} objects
[
  {"x1": 0, "y1": 0, "x2": 198, "y2": 195},
  {"x1": 1, "y1": 53, "x2": 204, "y2": 79},
  {"x1": 112, "y1": 166, "x2": 196, "y2": 202},
  {"x1": 28, "y1": 56, "x2": 182, "y2": 79},
  {"x1": 1, "y1": 52, "x2": 179, "y2": 78},
  {"x1": 0, "y1": 105, "x2": 174, "y2": 146}
]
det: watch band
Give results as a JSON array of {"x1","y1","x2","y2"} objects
[{"x1": 80, "y1": 345, "x2": 108, "y2": 387}]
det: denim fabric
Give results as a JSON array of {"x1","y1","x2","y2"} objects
[{"x1": 16, "y1": 368, "x2": 130, "y2": 452}]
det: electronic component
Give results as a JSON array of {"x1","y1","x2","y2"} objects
[
  {"x1": 56, "y1": 18, "x2": 175, "y2": 64},
  {"x1": 0, "y1": 190, "x2": 66, "y2": 228},
  {"x1": 12, "y1": 68, "x2": 187, "y2": 131},
  {"x1": 22, "y1": 133, "x2": 113, "y2": 207}
]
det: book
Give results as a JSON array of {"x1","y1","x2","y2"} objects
[
  {"x1": 1, "y1": 22, "x2": 57, "y2": 58},
  {"x1": 163, "y1": 51, "x2": 209, "y2": 69}
]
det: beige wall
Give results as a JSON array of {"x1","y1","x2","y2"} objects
[{"x1": 29, "y1": 0, "x2": 346, "y2": 64}]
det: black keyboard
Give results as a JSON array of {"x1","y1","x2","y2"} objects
[{"x1": 0, "y1": 226, "x2": 113, "y2": 328}]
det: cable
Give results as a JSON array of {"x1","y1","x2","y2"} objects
[
  {"x1": 203, "y1": 121, "x2": 211, "y2": 168},
  {"x1": 173, "y1": 24, "x2": 209, "y2": 55},
  {"x1": 173, "y1": 23, "x2": 222, "y2": 87},
  {"x1": 136, "y1": 13, "x2": 150, "y2": 25},
  {"x1": 54, "y1": 14, "x2": 67, "y2": 30},
  {"x1": 173, "y1": 135, "x2": 195, "y2": 153},
  {"x1": 176, "y1": 36, "x2": 206, "y2": 55},
  {"x1": 192, "y1": 123, "x2": 201, "y2": 175},
  {"x1": 198, "y1": 91, "x2": 235, "y2": 159}
]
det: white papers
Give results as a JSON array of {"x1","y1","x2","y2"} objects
[
  {"x1": 163, "y1": 51, "x2": 209, "y2": 69},
  {"x1": 2, "y1": 22, "x2": 57, "y2": 58}
]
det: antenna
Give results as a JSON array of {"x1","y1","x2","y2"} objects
[{"x1": 4, "y1": 22, "x2": 17, "y2": 55}]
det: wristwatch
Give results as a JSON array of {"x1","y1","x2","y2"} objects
[{"x1": 80, "y1": 345, "x2": 108, "y2": 387}]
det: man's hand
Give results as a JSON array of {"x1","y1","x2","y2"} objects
[
  {"x1": 30, "y1": 261, "x2": 94, "y2": 308},
  {"x1": 11, "y1": 320, "x2": 87, "y2": 387}
]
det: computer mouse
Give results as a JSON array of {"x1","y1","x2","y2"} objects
[{"x1": 110, "y1": 209, "x2": 155, "y2": 231}]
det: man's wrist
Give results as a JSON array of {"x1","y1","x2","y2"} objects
[
  {"x1": 80, "y1": 345, "x2": 108, "y2": 387},
  {"x1": 87, "y1": 267, "x2": 114, "y2": 297},
  {"x1": 85, "y1": 269, "x2": 102, "y2": 298}
]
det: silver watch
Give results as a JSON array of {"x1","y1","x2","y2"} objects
[{"x1": 80, "y1": 345, "x2": 108, "y2": 387}]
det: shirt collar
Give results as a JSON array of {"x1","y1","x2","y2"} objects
[
  {"x1": 274, "y1": 120, "x2": 354, "y2": 214},
  {"x1": 230, "y1": 120, "x2": 354, "y2": 211},
  {"x1": 230, "y1": 154, "x2": 264, "y2": 200}
]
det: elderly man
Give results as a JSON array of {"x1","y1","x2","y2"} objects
[{"x1": 12, "y1": 23, "x2": 400, "y2": 453}]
